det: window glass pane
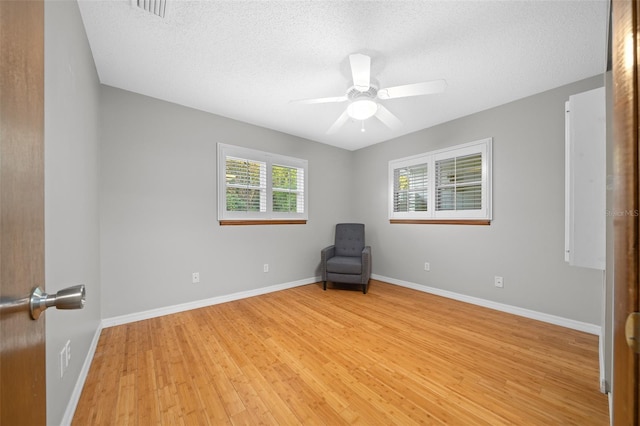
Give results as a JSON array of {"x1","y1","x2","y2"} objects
[
  {"x1": 395, "y1": 168, "x2": 408, "y2": 191},
  {"x1": 436, "y1": 187, "x2": 455, "y2": 211},
  {"x1": 456, "y1": 154, "x2": 482, "y2": 184},
  {"x1": 226, "y1": 157, "x2": 263, "y2": 187},
  {"x1": 394, "y1": 163, "x2": 428, "y2": 212},
  {"x1": 435, "y1": 153, "x2": 482, "y2": 211},
  {"x1": 409, "y1": 191, "x2": 428, "y2": 211},
  {"x1": 227, "y1": 188, "x2": 262, "y2": 211},
  {"x1": 226, "y1": 157, "x2": 266, "y2": 212},
  {"x1": 273, "y1": 191, "x2": 297, "y2": 212},
  {"x1": 456, "y1": 185, "x2": 482, "y2": 210},
  {"x1": 394, "y1": 193, "x2": 408, "y2": 212},
  {"x1": 273, "y1": 164, "x2": 297, "y2": 190},
  {"x1": 408, "y1": 165, "x2": 428, "y2": 189},
  {"x1": 435, "y1": 158, "x2": 456, "y2": 185},
  {"x1": 394, "y1": 168, "x2": 409, "y2": 212},
  {"x1": 272, "y1": 164, "x2": 304, "y2": 213}
]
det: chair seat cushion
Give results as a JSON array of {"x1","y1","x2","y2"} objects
[{"x1": 326, "y1": 256, "x2": 362, "y2": 275}]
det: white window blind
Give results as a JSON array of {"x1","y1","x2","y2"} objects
[
  {"x1": 225, "y1": 157, "x2": 266, "y2": 213},
  {"x1": 389, "y1": 138, "x2": 492, "y2": 221},
  {"x1": 218, "y1": 144, "x2": 308, "y2": 222},
  {"x1": 393, "y1": 163, "x2": 428, "y2": 213},
  {"x1": 435, "y1": 153, "x2": 482, "y2": 211},
  {"x1": 272, "y1": 164, "x2": 305, "y2": 214}
]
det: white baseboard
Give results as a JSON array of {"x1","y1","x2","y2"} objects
[
  {"x1": 60, "y1": 322, "x2": 103, "y2": 426},
  {"x1": 100, "y1": 274, "x2": 600, "y2": 334},
  {"x1": 372, "y1": 274, "x2": 601, "y2": 335},
  {"x1": 102, "y1": 276, "x2": 320, "y2": 328}
]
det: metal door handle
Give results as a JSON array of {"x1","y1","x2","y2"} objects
[
  {"x1": 29, "y1": 285, "x2": 85, "y2": 319},
  {"x1": 0, "y1": 285, "x2": 86, "y2": 319}
]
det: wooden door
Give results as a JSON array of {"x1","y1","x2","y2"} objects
[
  {"x1": 612, "y1": 0, "x2": 640, "y2": 424},
  {"x1": 0, "y1": 0, "x2": 46, "y2": 424}
]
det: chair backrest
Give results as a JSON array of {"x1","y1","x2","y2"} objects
[{"x1": 334, "y1": 223, "x2": 365, "y2": 257}]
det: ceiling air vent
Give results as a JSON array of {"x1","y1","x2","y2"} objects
[{"x1": 133, "y1": 0, "x2": 166, "y2": 18}]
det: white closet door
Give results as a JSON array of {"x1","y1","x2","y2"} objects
[{"x1": 565, "y1": 86, "x2": 605, "y2": 270}]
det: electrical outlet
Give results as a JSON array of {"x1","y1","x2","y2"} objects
[
  {"x1": 494, "y1": 276, "x2": 504, "y2": 288},
  {"x1": 65, "y1": 340, "x2": 71, "y2": 367},
  {"x1": 263, "y1": 264, "x2": 269, "y2": 273},
  {"x1": 192, "y1": 272, "x2": 200, "y2": 284},
  {"x1": 424, "y1": 262, "x2": 430, "y2": 271},
  {"x1": 59, "y1": 347, "x2": 66, "y2": 378},
  {"x1": 59, "y1": 340, "x2": 72, "y2": 378}
]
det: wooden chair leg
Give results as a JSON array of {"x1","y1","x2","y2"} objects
[
  {"x1": 362, "y1": 284, "x2": 367, "y2": 294},
  {"x1": 323, "y1": 281, "x2": 327, "y2": 291}
]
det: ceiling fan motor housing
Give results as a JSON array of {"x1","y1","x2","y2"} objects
[{"x1": 348, "y1": 85, "x2": 378, "y2": 101}]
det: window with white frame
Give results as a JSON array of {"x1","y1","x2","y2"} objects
[
  {"x1": 389, "y1": 138, "x2": 492, "y2": 222},
  {"x1": 218, "y1": 144, "x2": 308, "y2": 223}
]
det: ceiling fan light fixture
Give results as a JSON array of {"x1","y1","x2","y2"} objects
[{"x1": 347, "y1": 99, "x2": 378, "y2": 121}]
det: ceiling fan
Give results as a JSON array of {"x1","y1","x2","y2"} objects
[{"x1": 293, "y1": 53, "x2": 447, "y2": 134}]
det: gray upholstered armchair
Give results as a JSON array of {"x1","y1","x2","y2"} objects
[{"x1": 321, "y1": 223, "x2": 372, "y2": 294}]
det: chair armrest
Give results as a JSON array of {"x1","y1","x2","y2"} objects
[
  {"x1": 361, "y1": 246, "x2": 372, "y2": 283},
  {"x1": 321, "y1": 245, "x2": 335, "y2": 281},
  {"x1": 321, "y1": 245, "x2": 336, "y2": 261}
]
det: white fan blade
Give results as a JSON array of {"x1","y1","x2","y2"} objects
[
  {"x1": 349, "y1": 53, "x2": 371, "y2": 92},
  {"x1": 375, "y1": 105, "x2": 402, "y2": 130},
  {"x1": 290, "y1": 95, "x2": 348, "y2": 105},
  {"x1": 377, "y1": 79, "x2": 447, "y2": 100},
  {"x1": 327, "y1": 109, "x2": 350, "y2": 134}
]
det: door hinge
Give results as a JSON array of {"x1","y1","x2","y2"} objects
[{"x1": 625, "y1": 312, "x2": 640, "y2": 353}]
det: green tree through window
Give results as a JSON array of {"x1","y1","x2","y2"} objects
[
  {"x1": 273, "y1": 164, "x2": 302, "y2": 213},
  {"x1": 226, "y1": 158, "x2": 265, "y2": 212}
]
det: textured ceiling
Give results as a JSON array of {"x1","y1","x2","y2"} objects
[{"x1": 78, "y1": 0, "x2": 608, "y2": 151}]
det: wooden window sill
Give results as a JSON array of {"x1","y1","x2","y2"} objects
[
  {"x1": 390, "y1": 219, "x2": 491, "y2": 225},
  {"x1": 219, "y1": 220, "x2": 307, "y2": 226}
]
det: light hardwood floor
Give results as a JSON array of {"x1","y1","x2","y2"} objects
[{"x1": 73, "y1": 280, "x2": 608, "y2": 425}]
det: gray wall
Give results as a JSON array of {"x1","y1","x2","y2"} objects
[
  {"x1": 352, "y1": 75, "x2": 605, "y2": 325},
  {"x1": 44, "y1": 1, "x2": 102, "y2": 424},
  {"x1": 99, "y1": 86, "x2": 354, "y2": 318}
]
